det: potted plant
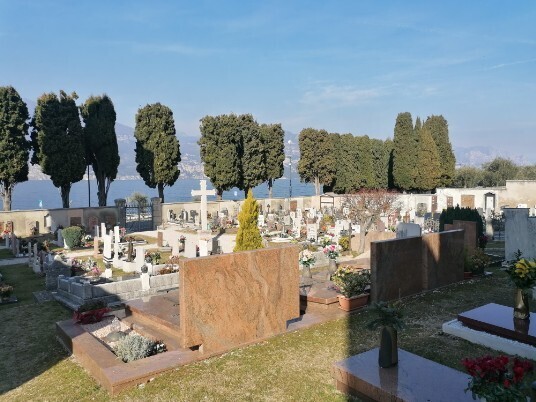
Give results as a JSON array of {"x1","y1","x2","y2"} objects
[
  {"x1": 366, "y1": 302, "x2": 405, "y2": 368},
  {"x1": 462, "y1": 355, "x2": 533, "y2": 402},
  {"x1": 73, "y1": 300, "x2": 110, "y2": 324},
  {"x1": 0, "y1": 284, "x2": 13, "y2": 300},
  {"x1": 470, "y1": 248, "x2": 491, "y2": 276},
  {"x1": 331, "y1": 266, "x2": 371, "y2": 311}
]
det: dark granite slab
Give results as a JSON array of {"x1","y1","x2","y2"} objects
[
  {"x1": 332, "y1": 348, "x2": 474, "y2": 402},
  {"x1": 458, "y1": 303, "x2": 536, "y2": 346}
]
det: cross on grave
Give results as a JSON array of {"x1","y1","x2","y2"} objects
[{"x1": 191, "y1": 179, "x2": 216, "y2": 231}]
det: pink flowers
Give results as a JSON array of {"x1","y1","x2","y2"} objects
[{"x1": 323, "y1": 244, "x2": 340, "y2": 260}]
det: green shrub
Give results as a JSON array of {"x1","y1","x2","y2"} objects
[
  {"x1": 338, "y1": 236, "x2": 350, "y2": 252},
  {"x1": 114, "y1": 334, "x2": 166, "y2": 362},
  {"x1": 62, "y1": 226, "x2": 84, "y2": 248}
]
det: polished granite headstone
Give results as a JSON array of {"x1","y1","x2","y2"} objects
[
  {"x1": 332, "y1": 348, "x2": 474, "y2": 401},
  {"x1": 458, "y1": 303, "x2": 536, "y2": 346}
]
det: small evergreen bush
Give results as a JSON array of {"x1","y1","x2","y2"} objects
[
  {"x1": 114, "y1": 334, "x2": 166, "y2": 362},
  {"x1": 338, "y1": 236, "x2": 350, "y2": 252},
  {"x1": 62, "y1": 226, "x2": 84, "y2": 248},
  {"x1": 234, "y1": 190, "x2": 263, "y2": 252}
]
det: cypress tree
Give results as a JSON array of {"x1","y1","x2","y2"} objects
[
  {"x1": 260, "y1": 123, "x2": 285, "y2": 199},
  {"x1": 134, "y1": 103, "x2": 181, "y2": 202},
  {"x1": 297, "y1": 128, "x2": 336, "y2": 195},
  {"x1": 80, "y1": 95, "x2": 120, "y2": 206},
  {"x1": 370, "y1": 138, "x2": 388, "y2": 189},
  {"x1": 199, "y1": 114, "x2": 241, "y2": 200},
  {"x1": 30, "y1": 91, "x2": 86, "y2": 208},
  {"x1": 424, "y1": 115, "x2": 455, "y2": 187},
  {"x1": 0, "y1": 86, "x2": 30, "y2": 211},
  {"x1": 333, "y1": 133, "x2": 359, "y2": 193},
  {"x1": 239, "y1": 114, "x2": 266, "y2": 197},
  {"x1": 392, "y1": 112, "x2": 417, "y2": 191},
  {"x1": 234, "y1": 189, "x2": 263, "y2": 251},
  {"x1": 414, "y1": 124, "x2": 441, "y2": 191}
]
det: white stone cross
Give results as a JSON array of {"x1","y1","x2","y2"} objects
[{"x1": 191, "y1": 180, "x2": 216, "y2": 231}]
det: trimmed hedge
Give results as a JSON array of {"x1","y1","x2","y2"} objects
[{"x1": 439, "y1": 206, "x2": 484, "y2": 238}]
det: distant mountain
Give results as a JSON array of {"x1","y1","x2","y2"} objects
[{"x1": 454, "y1": 146, "x2": 532, "y2": 167}]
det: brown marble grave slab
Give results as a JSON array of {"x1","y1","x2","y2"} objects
[
  {"x1": 370, "y1": 236, "x2": 423, "y2": 302},
  {"x1": 422, "y1": 230, "x2": 464, "y2": 290},
  {"x1": 458, "y1": 303, "x2": 536, "y2": 346},
  {"x1": 179, "y1": 244, "x2": 300, "y2": 354},
  {"x1": 444, "y1": 220, "x2": 477, "y2": 254},
  {"x1": 332, "y1": 348, "x2": 474, "y2": 401}
]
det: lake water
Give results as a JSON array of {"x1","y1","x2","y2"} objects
[{"x1": 3, "y1": 178, "x2": 315, "y2": 210}]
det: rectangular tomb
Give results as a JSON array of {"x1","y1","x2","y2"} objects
[
  {"x1": 458, "y1": 303, "x2": 536, "y2": 346},
  {"x1": 332, "y1": 348, "x2": 474, "y2": 401}
]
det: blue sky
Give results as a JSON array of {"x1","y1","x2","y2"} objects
[{"x1": 1, "y1": 1, "x2": 535, "y2": 158}]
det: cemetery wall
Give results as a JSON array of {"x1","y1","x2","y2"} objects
[
  {"x1": 179, "y1": 244, "x2": 300, "y2": 354},
  {"x1": 0, "y1": 206, "x2": 120, "y2": 236},
  {"x1": 500, "y1": 180, "x2": 536, "y2": 209},
  {"x1": 504, "y1": 208, "x2": 536, "y2": 261},
  {"x1": 370, "y1": 230, "x2": 464, "y2": 302}
]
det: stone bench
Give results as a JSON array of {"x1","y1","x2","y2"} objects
[{"x1": 332, "y1": 348, "x2": 474, "y2": 401}]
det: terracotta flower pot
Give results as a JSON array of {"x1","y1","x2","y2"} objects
[
  {"x1": 463, "y1": 271, "x2": 473, "y2": 279},
  {"x1": 337, "y1": 293, "x2": 369, "y2": 312}
]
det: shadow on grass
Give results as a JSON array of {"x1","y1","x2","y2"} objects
[{"x1": 0, "y1": 263, "x2": 71, "y2": 394}]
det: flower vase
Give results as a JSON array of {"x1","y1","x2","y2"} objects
[
  {"x1": 514, "y1": 288, "x2": 530, "y2": 320},
  {"x1": 328, "y1": 259, "x2": 337, "y2": 279},
  {"x1": 302, "y1": 264, "x2": 312, "y2": 279},
  {"x1": 379, "y1": 326, "x2": 398, "y2": 368}
]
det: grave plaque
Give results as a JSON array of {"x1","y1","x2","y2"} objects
[
  {"x1": 70, "y1": 217, "x2": 82, "y2": 226},
  {"x1": 290, "y1": 200, "x2": 297, "y2": 212},
  {"x1": 447, "y1": 196, "x2": 454, "y2": 208},
  {"x1": 431, "y1": 195, "x2": 438, "y2": 212},
  {"x1": 87, "y1": 216, "x2": 99, "y2": 232},
  {"x1": 306, "y1": 224, "x2": 318, "y2": 241},
  {"x1": 461, "y1": 194, "x2": 475, "y2": 209}
]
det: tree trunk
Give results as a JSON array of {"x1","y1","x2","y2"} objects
[
  {"x1": 268, "y1": 178, "x2": 273, "y2": 199},
  {"x1": 217, "y1": 188, "x2": 223, "y2": 201},
  {"x1": 244, "y1": 187, "x2": 250, "y2": 199},
  {"x1": 358, "y1": 232, "x2": 366, "y2": 254},
  {"x1": 60, "y1": 184, "x2": 71, "y2": 208},
  {"x1": 1, "y1": 182, "x2": 12, "y2": 211},
  {"x1": 96, "y1": 172, "x2": 108, "y2": 207},
  {"x1": 314, "y1": 176, "x2": 320, "y2": 195},
  {"x1": 158, "y1": 183, "x2": 164, "y2": 203}
]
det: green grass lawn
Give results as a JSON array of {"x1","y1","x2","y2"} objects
[
  {"x1": 0, "y1": 248, "x2": 14, "y2": 259},
  {"x1": 1, "y1": 260, "x2": 535, "y2": 401}
]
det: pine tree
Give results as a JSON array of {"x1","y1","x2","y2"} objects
[
  {"x1": 0, "y1": 86, "x2": 30, "y2": 211},
  {"x1": 80, "y1": 95, "x2": 120, "y2": 206},
  {"x1": 392, "y1": 112, "x2": 417, "y2": 191},
  {"x1": 414, "y1": 125, "x2": 441, "y2": 191},
  {"x1": 424, "y1": 115, "x2": 455, "y2": 187},
  {"x1": 234, "y1": 189, "x2": 263, "y2": 251},
  {"x1": 134, "y1": 103, "x2": 181, "y2": 202}
]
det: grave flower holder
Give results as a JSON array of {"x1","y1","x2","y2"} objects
[
  {"x1": 337, "y1": 293, "x2": 369, "y2": 312},
  {"x1": 514, "y1": 288, "x2": 530, "y2": 320}
]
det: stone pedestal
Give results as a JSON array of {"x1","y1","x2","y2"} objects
[
  {"x1": 198, "y1": 230, "x2": 212, "y2": 257},
  {"x1": 102, "y1": 268, "x2": 113, "y2": 279},
  {"x1": 141, "y1": 272, "x2": 150, "y2": 291}
]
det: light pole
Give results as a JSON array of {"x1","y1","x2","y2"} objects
[{"x1": 288, "y1": 140, "x2": 292, "y2": 199}]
